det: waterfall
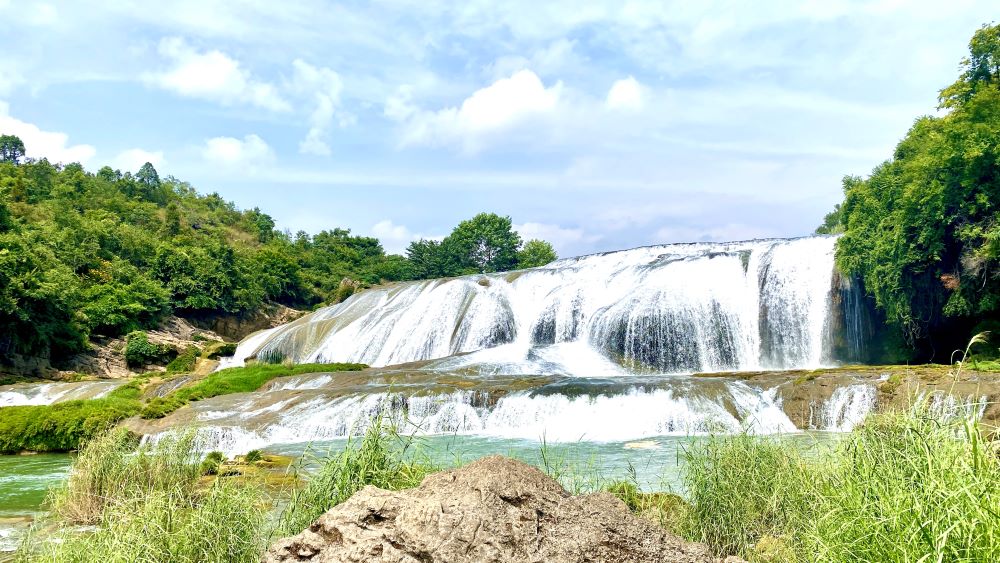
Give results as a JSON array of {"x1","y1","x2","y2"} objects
[
  {"x1": 0, "y1": 380, "x2": 124, "y2": 407},
  {"x1": 822, "y1": 384, "x2": 877, "y2": 431},
  {"x1": 225, "y1": 236, "x2": 842, "y2": 376}
]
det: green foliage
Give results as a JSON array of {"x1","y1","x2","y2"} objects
[
  {"x1": 0, "y1": 142, "x2": 559, "y2": 362},
  {"x1": 0, "y1": 134, "x2": 25, "y2": 164},
  {"x1": 123, "y1": 331, "x2": 175, "y2": 367},
  {"x1": 166, "y1": 347, "x2": 198, "y2": 374},
  {"x1": 24, "y1": 429, "x2": 268, "y2": 563},
  {"x1": 0, "y1": 397, "x2": 141, "y2": 454},
  {"x1": 277, "y1": 417, "x2": 436, "y2": 535},
  {"x1": 244, "y1": 449, "x2": 263, "y2": 463},
  {"x1": 681, "y1": 403, "x2": 1000, "y2": 561},
  {"x1": 445, "y1": 212, "x2": 522, "y2": 273},
  {"x1": 517, "y1": 239, "x2": 558, "y2": 268},
  {"x1": 206, "y1": 341, "x2": 238, "y2": 359},
  {"x1": 825, "y1": 23, "x2": 1000, "y2": 349},
  {"x1": 139, "y1": 362, "x2": 367, "y2": 419},
  {"x1": 200, "y1": 451, "x2": 226, "y2": 476}
]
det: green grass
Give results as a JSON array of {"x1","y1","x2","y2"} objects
[
  {"x1": 680, "y1": 401, "x2": 1000, "y2": 561},
  {"x1": 18, "y1": 418, "x2": 436, "y2": 562},
  {"x1": 276, "y1": 416, "x2": 437, "y2": 535},
  {"x1": 21, "y1": 428, "x2": 269, "y2": 563},
  {"x1": 140, "y1": 362, "x2": 366, "y2": 419},
  {"x1": 0, "y1": 381, "x2": 144, "y2": 454}
]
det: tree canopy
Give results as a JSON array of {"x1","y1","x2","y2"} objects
[
  {"x1": 820, "y1": 22, "x2": 1000, "y2": 351},
  {"x1": 0, "y1": 138, "x2": 558, "y2": 361}
]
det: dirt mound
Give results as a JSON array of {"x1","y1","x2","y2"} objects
[{"x1": 265, "y1": 455, "x2": 730, "y2": 563}]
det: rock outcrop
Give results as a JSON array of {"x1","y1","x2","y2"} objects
[{"x1": 264, "y1": 455, "x2": 723, "y2": 563}]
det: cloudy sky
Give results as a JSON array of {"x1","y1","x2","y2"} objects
[{"x1": 0, "y1": 1, "x2": 992, "y2": 256}]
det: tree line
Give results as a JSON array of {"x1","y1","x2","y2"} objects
[
  {"x1": 0, "y1": 143, "x2": 557, "y2": 361},
  {"x1": 817, "y1": 23, "x2": 1000, "y2": 359}
]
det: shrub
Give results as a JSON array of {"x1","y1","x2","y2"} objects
[
  {"x1": 200, "y1": 451, "x2": 226, "y2": 476},
  {"x1": 245, "y1": 449, "x2": 263, "y2": 463},
  {"x1": 166, "y1": 346, "x2": 198, "y2": 373},
  {"x1": 140, "y1": 395, "x2": 187, "y2": 419},
  {"x1": 206, "y1": 342, "x2": 238, "y2": 359},
  {"x1": 124, "y1": 331, "x2": 175, "y2": 367}
]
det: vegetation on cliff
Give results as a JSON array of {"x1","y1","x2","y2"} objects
[
  {"x1": 0, "y1": 153, "x2": 557, "y2": 364},
  {"x1": 819, "y1": 23, "x2": 1000, "y2": 356}
]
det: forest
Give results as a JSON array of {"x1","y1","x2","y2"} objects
[
  {"x1": 0, "y1": 146, "x2": 556, "y2": 362},
  {"x1": 817, "y1": 22, "x2": 1000, "y2": 360}
]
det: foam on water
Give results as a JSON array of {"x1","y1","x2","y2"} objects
[{"x1": 0, "y1": 380, "x2": 124, "y2": 407}]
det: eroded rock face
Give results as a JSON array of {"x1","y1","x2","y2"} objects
[{"x1": 264, "y1": 455, "x2": 719, "y2": 563}]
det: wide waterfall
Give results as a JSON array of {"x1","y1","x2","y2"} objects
[{"x1": 228, "y1": 236, "x2": 849, "y2": 375}]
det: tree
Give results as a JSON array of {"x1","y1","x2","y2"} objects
[
  {"x1": 940, "y1": 23, "x2": 1000, "y2": 108},
  {"x1": 825, "y1": 22, "x2": 1000, "y2": 354},
  {"x1": 0, "y1": 135, "x2": 26, "y2": 164},
  {"x1": 444, "y1": 213, "x2": 522, "y2": 274},
  {"x1": 164, "y1": 203, "x2": 182, "y2": 236},
  {"x1": 135, "y1": 162, "x2": 164, "y2": 202},
  {"x1": 406, "y1": 239, "x2": 455, "y2": 279},
  {"x1": 517, "y1": 239, "x2": 558, "y2": 268}
]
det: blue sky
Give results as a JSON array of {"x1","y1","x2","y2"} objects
[{"x1": 0, "y1": 1, "x2": 993, "y2": 256}]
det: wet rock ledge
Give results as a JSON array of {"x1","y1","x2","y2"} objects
[{"x1": 265, "y1": 455, "x2": 738, "y2": 563}]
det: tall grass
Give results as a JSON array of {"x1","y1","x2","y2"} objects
[
  {"x1": 276, "y1": 416, "x2": 437, "y2": 535},
  {"x1": 681, "y1": 400, "x2": 1000, "y2": 562}
]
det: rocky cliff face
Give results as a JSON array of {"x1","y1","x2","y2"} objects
[{"x1": 264, "y1": 455, "x2": 735, "y2": 563}]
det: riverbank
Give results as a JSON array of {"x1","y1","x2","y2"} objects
[{"x1": 8, "y1": 399, "x2": 998, "y2": 562}]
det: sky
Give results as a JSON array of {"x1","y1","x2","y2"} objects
[{"x1": 0, "y1": 1, "x2": 993, "y2": 256}]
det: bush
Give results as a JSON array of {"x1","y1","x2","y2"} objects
[
  {"x1": 206, "y1": 341, "x2": 238, "y2": 359},
  {"x1": 200, "y1": 451, "x2": 226, "y2": 476},
  {"x1": 124, "y1": 331, "x2": 175, "y2": 367},
  {"x1": 140, "y1": 395, "x2": 187, "y2": 419},
  {"x1": 166, "y1": 346, "x2": 198, "y2": 373},
  {"x1": 245, "y1": 449, "x2": 263, "y2": 463}
]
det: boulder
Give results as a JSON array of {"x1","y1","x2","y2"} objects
[{"x1": 264, "y1": 455, "x2": 722, "y2": 563}]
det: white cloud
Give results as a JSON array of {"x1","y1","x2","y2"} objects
[
  {"x1": 290, "y1": 59, "x2": 349, "y2": 156},
  {"x1": 371, "y1": 219, "x2": 441, "y2": 254},
  {"x1": 111, "y1": 148, "x2": 164, "y2": 172},
  {"x1": 606, "y1": 76, "x2": 644, "y2": 111},
  {"x1": 653, "y1": 223, "x2": 778, "y2": 244},
  {"x1": 397, "y1": 70, "x2": 563, "y2": 150},
  {"x1": 143, "y1": 37, "x2": 290, "y2": 112},
  {"x1": 201, "y1": 134, "x2": 274, "y2": 166},
  {"x1": 0, "y1": 101, "x2": 96, "y2": 164},
  {"x1": 515, "y1": 222, "x2": 600, "y2": 255}
]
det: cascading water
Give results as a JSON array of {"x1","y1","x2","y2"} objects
[
  {"x1": 228, "y1": 236, "x2": 842, "y2": 375},
  {"x1": 0, "y1": 380, "x2": 124, "y2": 407}
]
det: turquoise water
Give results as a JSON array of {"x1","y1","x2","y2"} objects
[
  {"x1": 0, "y1": 432, "x2": 837, "y2": 553},
  {"x1": 0, "y1": 453, "x2": 72, "y2": 552}
]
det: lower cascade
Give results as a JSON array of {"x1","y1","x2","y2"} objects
[
  {"x1": 226, "y1": 236, "x2": 858, "y2": 375},
  {"x1": 141, "y1": 371, "x2": 882, "y2": 455}
]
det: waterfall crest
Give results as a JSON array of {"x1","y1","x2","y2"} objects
[{"x1": 231, "y1": 236, "x2": 845, "y2": 375}]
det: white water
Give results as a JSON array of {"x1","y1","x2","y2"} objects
[
  {"x1": 225, "y1": 237, "x2": 839, "y2": 375},
  {"x1": 144, "y1": 375, "x2": 879, "y2": 455},
  {"x1": 0, "y1": 380, "x2": 124, "y2": 407},
  {"x1": 822, "y1": 384, "x2": 877, "y2": 432}
]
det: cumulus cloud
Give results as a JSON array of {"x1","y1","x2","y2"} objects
[
  {"x1": 371, "y1": 219, "x2": 442, "y2": 254},
  {"x1": 0, "y1": 101, "x2": 96, "y2": 164},
  {"x1": 515, "y1": 222, "x2": 600, "y2": 255},
  {"x1": 201, "y1": 134, "x2": 274, "y2": 166},
  {"x1": 605, "y1": 76, "x2": 645, "y2": 111},
  {"x1": 394, "y1": 70, "x2": 563, "y2": 151},
  {"x1": 289, "y1": 59, "x2": 350, "y2": 156},
  {"x1": 111, "y1": 148, "x2": 164, "y2": 172},
  {"x1": 143, "y1": 37, "x2": 290, "y2": 112}
]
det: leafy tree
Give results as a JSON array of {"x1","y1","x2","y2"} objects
[
  {"x1": 406, "y1": 239, "x2": 454, "y2": 279},
  {"x1": 517, "y1": 239, "x2": 558, "y2": 268},
  {"x1": 444, "y1": 213, "x2": 521, "y2": 274},
  {"x1": 0, "y1": 135, "x2": 25, "y2": 164},
  {"x1": 825, "y1": 22, "x2": 1000, "y2": 353}
]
